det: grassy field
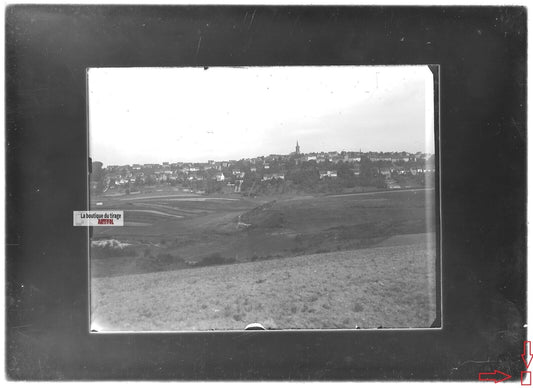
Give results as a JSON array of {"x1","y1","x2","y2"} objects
[
  {"x1": 91, "y1": 234, "x2": 436, "y2": 331},
  {"x1": 91, "y1": 187, "x2": 435, "y2": 274},
  {"x1": 90, "y1": 185, "x2": 437, "y2": 330}
]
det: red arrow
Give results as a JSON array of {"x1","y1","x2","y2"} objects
[
  {"x1": 478, "y1": 370, "x2": 512, "y2": 383},
  {"x1": 523, "y1": 341, "x2": 533, "y2": 369}
]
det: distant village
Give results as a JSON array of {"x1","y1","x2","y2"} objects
[{"x1": 91, "y1": 142, "x2": 436, "y2": 195}]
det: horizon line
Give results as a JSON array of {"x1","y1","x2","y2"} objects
[{"x1": 93, "y1": 149, "x2": 435, "y2": 168}]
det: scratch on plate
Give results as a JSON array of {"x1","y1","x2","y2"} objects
[
  {"x1": 195, "y1": 36, "x2": 202, "y2": 60},
  {"x1": 451, "y1": 359, "x2": 491, "y2": 371},
  {"x1": 248, "y1": 9, "x2": 256, "y2": 30},
  {"x1": 10, "y1": 324, "x2": 33, "y2": 329}
]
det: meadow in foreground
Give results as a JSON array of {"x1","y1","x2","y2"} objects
[{"x1": 91, "y1": 233, "x2": 436, "y2": 331}]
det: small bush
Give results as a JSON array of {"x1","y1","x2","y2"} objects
[
  {"x1": 156, "y1": 252, "x2": 173, "y2": 261},
  {"x1": 199, "y1": 253, "x2": 235, "y2": 266},
  {"x1": 155, "y1": 252, "x2": 184, "y2": 266},
  {"x1": 156, "y1": 252, "x2": 177, "y2": 261}
]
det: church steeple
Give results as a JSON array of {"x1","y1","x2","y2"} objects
[{"x1": 295, "y1": 141, "x2": 300, "y2": 155}]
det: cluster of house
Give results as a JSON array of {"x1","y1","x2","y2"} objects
[{"x1": 97, "y1": 144, "x2": 435, "y2": 191}]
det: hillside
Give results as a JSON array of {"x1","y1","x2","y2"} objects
[
  {"x1": 91, "y1": 188, "x2": 436, "y2": 277},
  {"x1": 91, "y1": 236, "x2": 436, "y2": 331}
]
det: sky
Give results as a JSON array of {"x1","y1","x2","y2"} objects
[{"x1": 88, "y1": 66, "x2": 435, "y2": 166}]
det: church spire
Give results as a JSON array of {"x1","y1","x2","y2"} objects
[{"x1": 295, "y1": 140, "x2": 300, "y2": 155}]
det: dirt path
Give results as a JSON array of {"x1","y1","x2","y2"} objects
[
  {"x1": 328, "y1": 187, "x2": 434, "y2": 198},
  {"x1": 126, "y1": 209, "x2": 184, "y2": 218},
  {"x1": 118, "y1": 194, "x2": 240, "y2": 201}
]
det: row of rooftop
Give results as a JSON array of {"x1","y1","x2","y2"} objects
[
  {"x1": 93, "y1": 149, "x2": 434, "y2": 190},
  {"x1": 102, "y1": 150, "x2": 434, "y2": 173}
]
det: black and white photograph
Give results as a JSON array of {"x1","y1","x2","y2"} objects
[
  {"x1": 5, "y1": 3, "x2": 527, "y2": 381},
  {"x1": 88, "y1": 65, "x2": 438, "y2": 331}
]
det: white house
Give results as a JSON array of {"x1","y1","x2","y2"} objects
[{"x1": 319, "y1": 170, "x2": 338, "y2": 179}]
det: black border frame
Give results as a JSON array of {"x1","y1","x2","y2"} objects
[{"x1": 5, "y1": 5, "x2": 526, "y2": 381}]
